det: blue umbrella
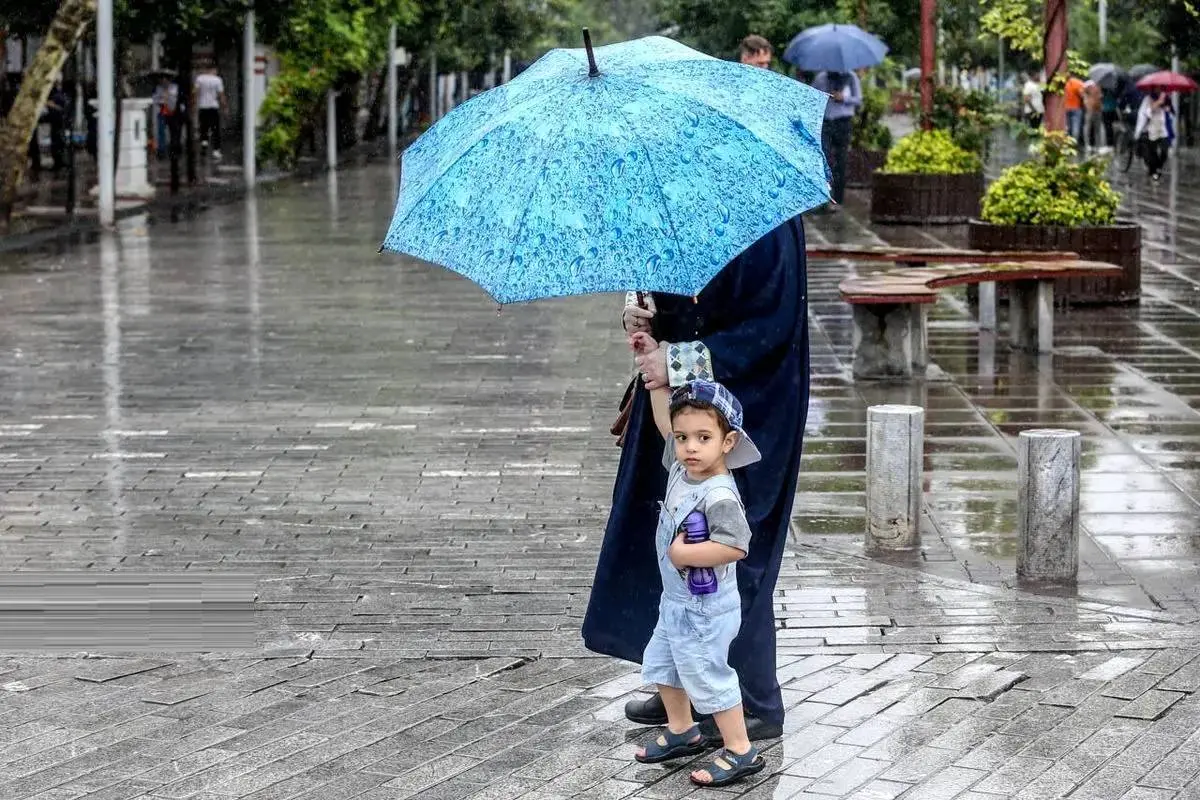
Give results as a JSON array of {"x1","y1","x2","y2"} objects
[
  {"x1": 783, "y1": 23, "x2": 888, "y2": 73},
  {"x1": 381, "y1": 33, "x2": 830, "y2": 304}
]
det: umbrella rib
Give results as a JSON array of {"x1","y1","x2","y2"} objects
[{"x1": 600, "y1": 79, "x2": 688, "y2": 285}]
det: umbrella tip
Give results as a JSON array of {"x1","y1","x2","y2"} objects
[{"x1": 582, "y1": 27, "x2": 600, "y2": 78}]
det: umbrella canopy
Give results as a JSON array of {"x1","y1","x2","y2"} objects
[
  {"x1": 1128, "y1": 63, "x2": 1161, "y2": 81},
  {"x1": 1136, "y1": 70, "x2": 1199, "y2": 93},
  {"x1": 381, "y1": 35, "x2": 831, "y2": 304},
  {"x1": 1088, "y1": 62, "x2": 1126, "y2": 91},
  {"x1": 783, "y1": 23, "x2": 888, "y2": 73}
]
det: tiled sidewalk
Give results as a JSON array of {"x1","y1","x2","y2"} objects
[{"x1": 3, "y1": 160, "x2": 1200, "y2": 799}]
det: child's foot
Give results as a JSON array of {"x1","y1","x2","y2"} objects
[
  {"x1": 635, "y1": 724, "x2": 706, "y2": 764},
  {"x1": 689, "y1": 746, "x2": 766, "y2": 787}
]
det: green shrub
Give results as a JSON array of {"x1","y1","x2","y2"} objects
[
  {"x1": 851, "y1": 82, "x2": 894, "y2": 152},
  {"x1": 980, "y1": 131, "x2": 1120, "y2": 226},
  {"x1": 881, "y1": 130, "x2": 982, "y2": 175},
  {"x1": 914, "y1": 85, "x2": 1002, "y2": 156}
]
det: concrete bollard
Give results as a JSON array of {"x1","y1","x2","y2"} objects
[
  {"x1": 865, "y1": 404, "x2": 924, "y2": 551},
  {"x1": 1017, "y1": 429, "x2": 1081, "y2": 582}
]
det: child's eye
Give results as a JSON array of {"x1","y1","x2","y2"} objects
[{"x1": 699, "y1": 435, "x2": 710, "y2": 442}]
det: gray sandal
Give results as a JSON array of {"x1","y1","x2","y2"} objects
[
  {"x1": 689, "y1": 747, "x2": 766, "y2": 787},
  {"x1": 635, "y1": 724, "x2": 706, "y2": 764}
]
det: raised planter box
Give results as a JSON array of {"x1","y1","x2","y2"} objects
[
  {"x1": 846, "y1": 148, "x2": 887, "y2": 189},
  {"x1": 869, "y1": 172, "x2": 984, "y2": 225},
  {"x1": 967, "y1": 220, "x2": 1141, "y2": 305}
]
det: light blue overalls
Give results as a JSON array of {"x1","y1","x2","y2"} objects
[{"x1": 640, "y1": 466, "x2": 744, "y2": 715}]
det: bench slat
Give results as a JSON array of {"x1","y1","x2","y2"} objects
[
  {"x1": 839, "y1": 260, "x2": 1123, "y2": 304},
  {"x1": 809, "y1": 245, "x2": 1080, "y2": 264}
]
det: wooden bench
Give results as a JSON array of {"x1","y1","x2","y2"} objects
[
  {"x1": 808, "y1": 244, "x2": 1079, "y2": 268},
  {"x1": 839, "y1": 261, "x2": 1123, "y2": 380}
]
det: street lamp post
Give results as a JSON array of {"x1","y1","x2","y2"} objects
[
  {"x1": 243, "y1": 8, "x2": 256, "y2": 186},
  {"x1": 920, "y1": 0, "x2": 936, "y2": 130},
  {"x1": 97, "y1": 0, "x2": 115, "y2": 226},
  {"x1": 387, "y1": 24, "x2": 398, "y2": 156}
]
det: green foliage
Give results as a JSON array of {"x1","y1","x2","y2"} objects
[
  {"x1": 256, "y1": 0, "x2": 418, "y2": 168},
  {"x1": 851, "y1": 80, "x2": 893, "y2": 152},
  {"x1": 918, "y1": 85, "x2": 1002, "y2": 156},
  {"x1": 980, "y1": 130, "x2": 1120, "y2": 226},
  {"x1": 656, "y1": 0, "x2": 919, "y2": 64},
  {"x1": 881, "y1": 130, "x2": 981, "y2": 174}
]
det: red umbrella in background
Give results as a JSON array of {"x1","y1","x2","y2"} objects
[{"x1": 1135, "y1": 71, "x2": 1199, "y2": 93}]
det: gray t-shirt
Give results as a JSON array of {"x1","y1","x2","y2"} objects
[{"x1": 663, "y1": 445, "x2": 752, "y2": 555}]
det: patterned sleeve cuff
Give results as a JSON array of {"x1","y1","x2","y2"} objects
[{"x1": 667, "y1": 341, "x2": 714, "y2": 387}]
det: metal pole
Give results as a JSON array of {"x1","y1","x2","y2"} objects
[
  {"x1": 387, "y1": 24, "x2": 398, "y2": 156},
  {"x1": 920, "y1": 0, "x2": 936, "y2": 129},
  {"x1": 428, "y1": 53, "x2": 437, "y2": 121},
  {"x1": 326, "y1": 88, "x2": 337, "y2": 170},
  {"x1": 97, "y1": 0, "x2": 116, "y2": 226},
  {"x1": 502, "y1": 50, "x2": 512, "y2": 84},
  {"x1": 243, "y1": 9, "x2": 256, "y2": 186},
  {"x1": 1043, "y1": 0, "x2": 1068, "y2": 132},
  {"x1": 1098, "y1": 0, "x2": 1108, "y2": 50}
]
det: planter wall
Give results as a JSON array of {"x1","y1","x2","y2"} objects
[
  {"x1": 870, "y1": 172, "x2": 984, "y2": 225},
  {"x1": 967, "y1": 220, "x2": 1141, "y2": 305},
  {"x1": 846, "y1": 149, "x2": 887, "y2": 189}
]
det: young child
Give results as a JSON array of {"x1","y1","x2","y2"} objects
[{"x1": 628, "y1": 331, "x2": 766, "y2": 788}]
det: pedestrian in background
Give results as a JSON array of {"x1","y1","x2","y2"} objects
[
  {"x1": 193, "y1": 62, "x2": 227, "y2": 160},
  {"x1": 1064, "y1": 71, "x2": 1086, "y2": 143},
  {"x1": 1100, "y1": 86, "x2": 1119, "y2": 151},
  {"x1": 1135, "y1": 90, "x2": 1171, "y2": 181},
  {"x1": 809, "y1": 69, "x2": 861, "y2": 208},
  {"x1": 1082, "y1": 78, "x2": 1102, "y2": 151},
  {"x1": 1022, "y1": 72, "x2": 1044, "y2": 129},
  {"x1": 153, "y1": 74, "x2": 179, "y2": 159},
  {"x1": 738, "y1": 35, "x2": 773, "y2": 69}
]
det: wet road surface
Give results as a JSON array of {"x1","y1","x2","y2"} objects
[{"x1": 2, "y1": 152, "x2": 1200, "y2": 798}]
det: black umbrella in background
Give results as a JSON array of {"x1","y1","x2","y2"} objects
[
  {"x1": 1088, "y1": 62, "x2": 1126, "y2": 91},
  {"x1": 1128, "y1": 63, "x2": 1162, "y2": 81}
]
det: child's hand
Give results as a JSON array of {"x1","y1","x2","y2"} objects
[
  {"x1": 629, "y1": 331, "x2": 659, "y2": 355},
  {"x1": 668, "y1": 532, "x2": 689, "y2": 570}
]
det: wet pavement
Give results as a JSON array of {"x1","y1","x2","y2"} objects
[{"x1": 4, "y1": 146, "x2": 1200, "y2": 798}]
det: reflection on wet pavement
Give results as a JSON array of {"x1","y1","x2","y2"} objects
[{"x1": 801, "y1": 140, "x2": 1200, "y2": 615}]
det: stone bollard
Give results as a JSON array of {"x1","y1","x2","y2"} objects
[
  {"x1": 1017, "y1": 429, "x2": 1081, "y2": 583},
  {"x1": 865, "y1": 404, "x2": 924, "y2": 551}
]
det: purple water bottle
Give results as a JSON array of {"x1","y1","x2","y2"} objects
[{"x1": 681, "y1": 511, "x2": 718, "y2": 595}]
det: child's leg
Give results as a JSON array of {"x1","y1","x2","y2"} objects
[
  {"x1": 658, "y1": 684, "x2": 695, "y2": 733},
  {"x1": 709, "y1": 704, "x2": 751, "y2": 755}
]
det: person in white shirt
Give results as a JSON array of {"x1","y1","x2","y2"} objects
[
  {"x1": 1021, "y1": 73, "x2": 1044, "y2": 129},
  {"x1": 193, "y1": 64, "x2": 227, "y2": 159},
  {"x1": 1135, "y1": 90, "x2": 1171, "y2": 181}
]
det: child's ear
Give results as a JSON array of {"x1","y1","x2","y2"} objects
[{"x1": 723, "y1": 431, "x2": 738, "y2": 455}]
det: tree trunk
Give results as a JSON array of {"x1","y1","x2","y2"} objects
[{"x1": 0, "y1": 0, "x2": 97, "y2": 226}]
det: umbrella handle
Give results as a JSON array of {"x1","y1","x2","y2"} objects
[{"x1": 635, "y1": 290, "x2": 647, "y2": 309}]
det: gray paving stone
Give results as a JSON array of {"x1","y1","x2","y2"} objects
[{"x1": 1116, "y1": 690, "x2": 1187, "y2": 721}]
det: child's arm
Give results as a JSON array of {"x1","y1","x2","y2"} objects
[
  {"x1": 648, "y1": 385, "x2": 672, "y2": 441},
  {"x1": 669, "y1": 537, "x2": 745, "y2": 569},
  {"x1": 631, "y1": 332, "x2": 672, "y2": 440},
  {"x1": 669, "y1": 493, "x2": 751, "y2": 569}
]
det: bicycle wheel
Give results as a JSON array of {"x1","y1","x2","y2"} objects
[{"x1": 1118, "y1": 129, "x2": 1135, "y2": 172}]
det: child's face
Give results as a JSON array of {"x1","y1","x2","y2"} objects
[{"x1": 671, "y1": 407, "x2": 737, "y2": 478}]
